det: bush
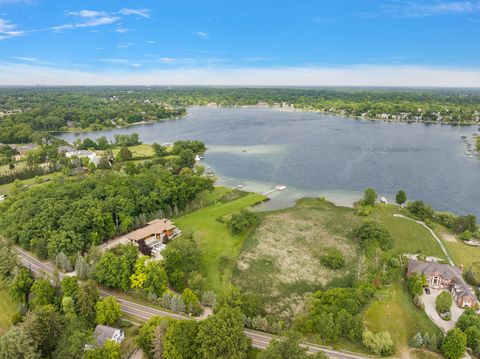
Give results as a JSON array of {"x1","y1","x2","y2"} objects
[
  {"x1": 436, "y1": 291, "x2": 453, "y2": 315},
  {"x1": 407, "y1": 200, "x2": 434, "y2": 221},
  {"x1": 320, "y1": 248, "x2": 345, "y2": 269},
  {"x1": 227, "y1": 210, "x2": 259, "y2": 235},
  {"x1": 362, "y1": 330, "x2": 394, "y2": 356}
]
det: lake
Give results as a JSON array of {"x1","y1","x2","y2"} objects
[{"x1": 58, "y1": 107, "x2": 480, "y2": 217}]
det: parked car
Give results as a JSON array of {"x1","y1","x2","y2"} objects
[{"x1": 424, "y1": 287, "x2": 431, "y2": 295}]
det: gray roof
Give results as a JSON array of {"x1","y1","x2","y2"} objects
[
  {"x1": 94, "y1": 325, "x2": 120, "y2": 347},
  {"x1": 408, "y1": 259, "x2": 476, "y2": 301},
  {"x1": 407, "y1": 259, "x2": 462, "y2": 281}
]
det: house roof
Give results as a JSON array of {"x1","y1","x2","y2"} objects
[
  {"x1": 407, "y1": 259, "x2": 462, "y2": 281},
  {"x1": 94, "y1": 325, "x2": 120, "y2": 347},
  {"x1": 127, "y1": 218, "x2": 176, "y2": 241},
  {"x1": 408, "y1": 259, "x2": 477, "y2": 302}
]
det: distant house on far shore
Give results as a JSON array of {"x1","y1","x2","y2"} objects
[{"x1": 407, "y1": 259, "x2": 478, "y2": 308}]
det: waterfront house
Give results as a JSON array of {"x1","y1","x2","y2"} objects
[
  {"x1": 127, "y1": 218, "x2": 179, "y2": 245},
  {"x1": 407, "y1": 259, "x2": 478, "y2": 308}
]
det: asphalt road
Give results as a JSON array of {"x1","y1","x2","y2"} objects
[{"x1": 16, "y1": 247, "x2": 367, "y2": 359}]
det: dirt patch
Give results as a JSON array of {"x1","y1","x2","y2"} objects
[{"x1": 440, "y1": 231, "x2": 457, "y2": 243}]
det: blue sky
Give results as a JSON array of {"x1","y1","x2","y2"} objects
[{"x1": 0, "y1": 0, "x2": 480, "y2": 86}]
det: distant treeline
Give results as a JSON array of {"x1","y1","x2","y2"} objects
[{"x1": 1, "y1": 87, "x2": 480, "y2": 143}]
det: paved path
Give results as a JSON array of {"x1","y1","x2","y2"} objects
[
  {"x1": 421, "y1": 289, "x2": 464, "y2": 332},
  {"x1": 14, "y1": 246, "x2": 367, "y2": 359},
  {"x1": 393, "y1": 214, "x2": 455, "y2": 266}
]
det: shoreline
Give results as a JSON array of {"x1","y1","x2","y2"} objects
[{"x1": 53, "y1": 105, "x2": 480, "y2": 135}]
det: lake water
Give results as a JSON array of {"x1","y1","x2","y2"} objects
[{"x1": 58, "y1": 107, "x2": 480, "y2": 217}]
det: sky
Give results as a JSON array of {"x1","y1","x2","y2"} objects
[{"x1": 0, "y1": 0, "x2": 480, "y2": 86}]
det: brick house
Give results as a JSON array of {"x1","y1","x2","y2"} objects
[{"x1": 407, "y1": 259, "x2": 478, "y2": 308}]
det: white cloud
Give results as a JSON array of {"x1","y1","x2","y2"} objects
[
  {"x1": 12, "y1": 56, "x2": 37, "y2": 62},
  {"x1": 66, "y1": 10, "x2": 106, "y2": 18},
  {"x1": 194, "y1": 31, "x2": 209, "y2": 39},
  {"x1": 114, "y1": 27, "x2": 129, "y2": 33},
  {"x1": 159, "y1": 57, "x2": 176, "y2": 63},
  {"x1": 146, "y1": 40, "x2": 156, "y2": 44},
  {"x1": 119, "y1": 8, "x2": 151, "y2": 18},
  {"x1": 52, "y1": 15, "x2": 120, "y2": 31},
  {"x1": 381, "y1": 1, "x2": 480, "y2": 17},
  {"x1": 1, "y1": 63, "x2": 480, "y2": 87},
  {"x1": 118, "y1": 42, "x2": 135, "y2": 48},
  {"x1": 0, "y1": 17, "x2": 24, "y2": 40}
]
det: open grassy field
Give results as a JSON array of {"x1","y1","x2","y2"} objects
[
  {"x1": 175, "y1": 188, "x2": 266, "y2": 293},
  {"x1": 371, "y1": 204, "x2": 447, "y2": 260},
  {"x1": 363, "y1": 273, "x2": 442, "y2": 358},
  {"x1": 109, "y1": 144, "x2": 155, "y2": 158},
  {"x1": 0, "y1": 172, "x2": 56, "y2": 195},
  {"x1": 233, "y1": 198, "x2": 363, "y2": 319},
  {"x1": 233, "y1": 199, "x2": 448, "y2": 320},
  {"x1": 0, "y1": 280, "x2": 18, "y2": 335}
]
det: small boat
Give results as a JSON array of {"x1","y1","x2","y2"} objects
[
  {"x1": 275, "y1": 185, "x2": 287, "y2": 191},
  {"x1": 469, "y1": 155, "x2": 474, "y2": 158},
  {"x1": 461, "y1": 135, "x2": 468, "y2": 140},
  {"x1": 195, "y1": 155, "x2": 201, "y2": 161},
  {"x1": 236, "y1": 185, "x2": 243, "y2": 189},
  {"x1": 465, "y1": 151, "x2": 472, "y2": 155}
]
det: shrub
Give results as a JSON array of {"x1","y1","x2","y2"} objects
[
  {"x1": 320, "y1": 248, "x2": 345, "y2": 269},
  {"x1": 436, "y1": 291, "x2": 453, "y2": 315},
  {"x1": 362, "y1": 330, "x2": 394, "y2": 356},
  {"x1": 353, "y1": 221, "x2": 394, "y2": 252},
  {"x1": 227, "y1": 210, "x2": 259, "y2": 235}
]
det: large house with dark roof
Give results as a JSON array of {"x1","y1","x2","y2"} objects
[
  {"x1": 127, "y1": 218, "x2": 179, "y2": 244},
  {"x1": 407, "y1": 259, "x2": 478, "y2": 308}
]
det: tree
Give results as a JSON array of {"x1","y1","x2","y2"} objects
[
  {"x1": 408, "y1": 332, "x2": 424, "y2": 348},
  {"x1": 60, "y1": 276, "x2": 79, "y2": 300},
  {"x1": 152, "y1": 143, "x2": 167, "y2": 157},
  {"x1": 0, "y1": 244, "x2": 18, "y2": 280},
  {"x1": 77, "y1": 280, "x2": 99, "y2": 324},
  {"x1": 442, "y1": 328, "x2": 467, "y2": 359},
  {"x1": 136, "y1": 316, "x2": 175, "y2": 358},
  {"x1": 75, "y1": 255, "x2": 90, "y2": 279},
  {"x1": 177, "y1": 149, "x2": 195, "y2": 169},
  {"x1": 55, "y1": 252, "x2": 73, "y2": 272},
  {"x1": 465, "y1": 326, "x2": 480, "y2": 353},
  {"x1": 258, "y1": 333, "x2": 308, "y2": 359},
  {"x1": 362, "y1": 330, "x2": 394, "y2": 356},
  {"x1": 436, "y1": 291, "x2": 453, "y2": 314},
  {"x1": 30, "y1": 279, "x2": 56, "y2": 307},
  {"x1": 396, "y1": 190, "x2": 407, "y2": 206},
  {"x1": 163, "y1": 236, "x2": 201, "y2": 291},
  {"x1": 407, "y1": 200, "x2": 434, "y2": 221},
  {"x1": 228, "y1": 210, "x2": 259, "y2": 235},
  {"x1": 163, "y1": 320, "x2": 200, "y2": 359},
  {"x1": 116, "y1": 146, "x2": 133, "y2": 162},
  {"x1": 363, "y1": 188, "x2": 377, "y2": 206},
  {"x1": 0, "y1": 326, "x2": 40, "y2": 359},
  {"x1": 96, "y1": 296, "x2": 121, "y2": 326},
  {"x1": 10, "y1": 267, "x2": 34, "y2": 302},
  {"x1": 22, "y1": 305, "x2": 63, "y2": 358},
  {"x1": 84, "y1": 340, "x2": 121, "y2": 359},
  {"x1": 353, "y1": 221, "x2": 393, "y2": 252},
  {"x1": 408, "y1": 273, "x2": 427, "y2": 297},
  {"x1": 182, "y1": 288, "x2": 203, "y2": 316},
  {"x1": 152, "y1": 320, "x2": 169, "y2": 359},
  {"x1": 196, "y1": 307, "x2": 250, "y2": 359}
]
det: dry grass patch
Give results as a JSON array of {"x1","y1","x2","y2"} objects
[{"x1": 233, "y1": 198, "x2": 362, "y2": 320}]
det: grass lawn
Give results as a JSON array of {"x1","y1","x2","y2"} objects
[
  {"x1": 0, "y1": 161, "x2": 27, "y2": 174},
  {"x1": 0, "y1": 173, "x2": 56, "y2": 195},
  {"x1": 0, "y1": 280, "x2": 18, "y2": 335},
  {"x1": 108, "y1": 144, "x2": 155, "y2": 158},
  {"x1": 371, "y1": 204, "x2": 447, "y2": 260},
  {"x1": 363, "y1": 273, "x2": 442, "y2": 358},
  {"x1": 175, "y1": 190, "x2": 266, "y2": 294}
]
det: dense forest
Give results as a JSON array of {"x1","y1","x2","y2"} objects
[{"x1": 1, "y1": 87, "x2": 480, "y2": 143}]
